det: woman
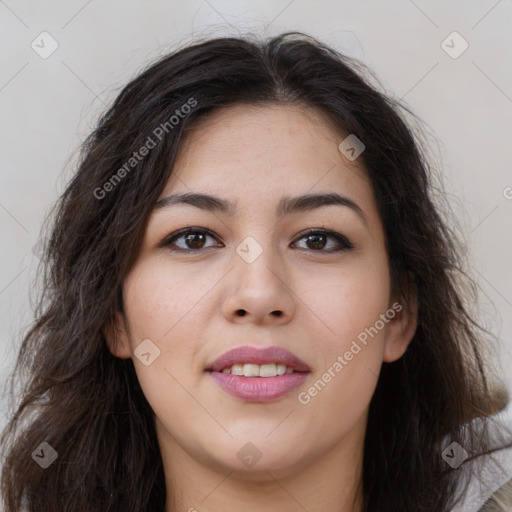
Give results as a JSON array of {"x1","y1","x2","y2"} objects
[{"x1": 1, "y1": 32, "x2": 511, "y2": 512}]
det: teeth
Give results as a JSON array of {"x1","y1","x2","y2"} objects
[
  {"x1": 243, "y1": 364, "x2": 260, "y2": 377},
  {"x1": 221, "y1": 363, "x2": 295, "y2": 377},
  {"x1": 260, "y1": 363, "x2": 278, "y2": 377},
  {"x1": 276, "y1": 364, "x2": 287, "y2": 376},
  {"x1": 231, "y1": 364, "x2": 243, "y2": 375}
]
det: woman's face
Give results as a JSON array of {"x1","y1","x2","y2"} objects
[{"x1": 107, "y1": 103, "x2": 416, "y2": 479}]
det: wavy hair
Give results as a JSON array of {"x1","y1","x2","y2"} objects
[{"x1": 1, "y1": 31, "x2": 510, "y2": 512}]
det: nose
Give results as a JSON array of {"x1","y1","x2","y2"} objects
[{"x1": 221, "y1": 239, "x2": 297, "y2": 325}]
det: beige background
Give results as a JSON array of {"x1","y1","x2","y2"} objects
[{"x1": 1, "y1": 0, "x2": 511, "y2": 432}]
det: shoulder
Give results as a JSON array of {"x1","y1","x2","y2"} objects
[
  {"x1": 478, "y1": 478, "x2": 512, "y2": 512},
  {"x1": 451, "y1": 397, "x2": 512, "y2": 512}
]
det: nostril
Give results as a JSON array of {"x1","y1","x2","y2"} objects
[{"x1": 234, "y1": 309, "x2": 283, "y2": 317}]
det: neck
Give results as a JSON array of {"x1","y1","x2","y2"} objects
[{"x1": 157, "y1": 417, "x2": 366, "y2": 512}]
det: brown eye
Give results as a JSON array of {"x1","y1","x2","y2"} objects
[
  {"x1": 292, "y1": 229, "x2": 353, "y2": 252},
  {"x1": 162, "y1": 228, "x2": 220, "y2": 252},
  {"x1": 305, "y1": 233, "x2": 327, "y2": 250},
  {"x1": 183, "y1": 232, "x2": 207, "y2": 249}
]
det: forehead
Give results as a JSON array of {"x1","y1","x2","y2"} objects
[{"x1": 160, "y1": 103, "x2": 375, "y2": 218}]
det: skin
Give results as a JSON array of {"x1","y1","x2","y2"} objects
[{"x1": 105, "y1": 103, "x2": 418, "y2": 512}]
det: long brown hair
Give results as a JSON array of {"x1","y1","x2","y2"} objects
[{"x1": 1, "y1": 32, "x2": 510, "y2": 512}]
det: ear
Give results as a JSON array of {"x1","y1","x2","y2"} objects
[
  {"x1": 382, "y1": 293, "x2": 418, "y2": 363},
  {"x1": 103, "y1": 310, "x2": 132, "y2": 359}
]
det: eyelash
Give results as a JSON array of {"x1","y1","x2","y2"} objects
[{"x1": 160, "y1": 226, "x2": 354, "y2": 254}]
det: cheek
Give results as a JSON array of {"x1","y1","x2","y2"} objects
[
  {"x1": 295, "y1": 251, "x2": 390, "y2": 411},
  {"x1": 301, "y1": 251, "x2": 391, "y2": 355},
  {"x1": 123, "y1": 256, "x2": 211, "y2": 344},
  {"x1": 121, "y1": 265, "x2": 207, "y2": 435},
  {"x1": 121, "y1": 261, "x2": 206, "y2": 395}
]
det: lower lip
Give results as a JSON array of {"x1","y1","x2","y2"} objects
[{"x1": 208, "y1": 371, "x2": 309, "y2": 402}]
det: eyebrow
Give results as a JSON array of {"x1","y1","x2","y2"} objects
[{"x1": 154, "y1": 191, "x2": 368, "y2": 227}]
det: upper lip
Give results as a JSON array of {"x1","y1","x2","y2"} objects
[{"x1": 206, "y1": 345, "x2": 311, "y2": 373}]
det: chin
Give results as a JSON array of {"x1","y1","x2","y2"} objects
[{"x1": 203, "y1": 437, "x2": 313, "y2": 479}]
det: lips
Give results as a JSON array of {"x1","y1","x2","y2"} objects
[
  {"x1": 205, "y1": 345, "x2": 312, "y2": 402},
  {"x1": 205, "y1": 345, "x2": 312, "y2": 373}
]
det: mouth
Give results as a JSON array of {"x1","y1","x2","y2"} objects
[{"x1": 205, "y1": 345, "x2": 311, "y2": 402}]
